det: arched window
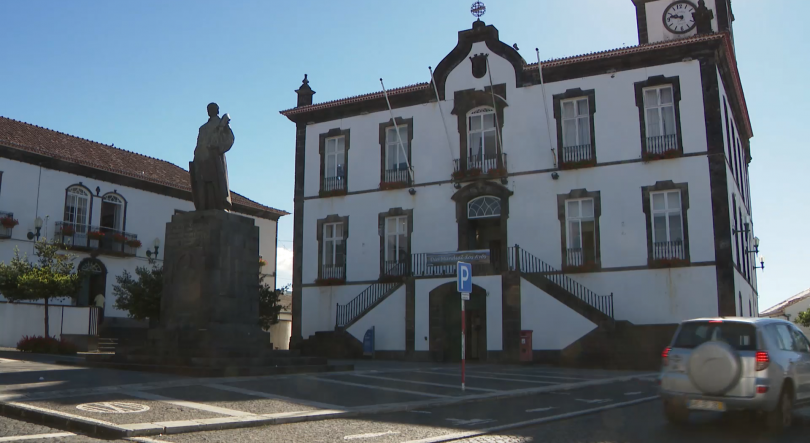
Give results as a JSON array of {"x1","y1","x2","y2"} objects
[
  {"x1": 467, "y1": 107, "x2": 498, "y2": 169},
  {"x1": 467, "y1": 196, "x2": 501, "y2": 219},
  {"x1": 64, "y1": 186, "x2": 90, "y2": 234},
  {"x1": 101, "y1": 193, "x2": 125, "y2": 232}
]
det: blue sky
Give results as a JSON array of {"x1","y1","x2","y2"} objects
[{"x1": 0, "y1": 1, "x2": 807, "y2": 311}]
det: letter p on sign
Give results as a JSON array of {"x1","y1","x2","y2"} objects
[{"x1": 457, "y1": 262, "x2": 472, "y2": 293}]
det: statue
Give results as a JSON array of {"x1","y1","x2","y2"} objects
[{"x1": 190, "y1": 103, "x2": 234, "y2": 211}]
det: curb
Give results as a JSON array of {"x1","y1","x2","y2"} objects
[{"x1": 0, "y1": 372, "x2": 658, "y2": 438}]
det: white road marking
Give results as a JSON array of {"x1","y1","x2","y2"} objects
[
  {"x1": 5, "y1": 402, "x2": 116, "y2": 426},
  {"x1": 624, "y1": 391, "x2": 642, "y2": 396},
  {"x1": 437, "y1": 369, "x2": 591, "y2": 381},
  {"x1": 525, "y1": 406, "x2": 556, "y2": 412},
  {"x1": 313, "y1": 377, "x2": 450, "y2": 398},
  {"x1": 350, "y1": 373, "x2": 498, "y2": 392},
  {"x1": 575, "y1": 398, "x2": 611, "y2": 404},
  {"x1": 445, "y1": 418, "x2": 497, "y2": 426},
  {"x1": 205, "y1": 383, "x2": 344, "y2": 410},
  {"x1": 344, "y1": 431, "x2": 400, "y2": 440},
  {"x1": 0, "y1": 433, "x2": 76, "y2": 442},
  {"x1": 123, "y1": 390, "x2": 255, "y2": 417},
  {"x1": 418, "y1": 371, "x2": 558, "y2": 385},
  {"x1": 126, "y1": 437, "x2": 173, "y2": 443},
  {"x1": 409, "y1": 410, "x2": 432, "y2": 414}
]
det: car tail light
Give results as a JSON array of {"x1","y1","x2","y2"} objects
[
  {"x1": 709, "y1": 320, "x2": 723, "y2": 323},
  {"x1": 662, "y1": 347, "x2": 671, "y2": 366},
  {"x1": 755, "y1": 351, "x2": 769, "y2": 371},
  {"x1": 756, "y1": 386, "x2": 769, "y2": 394}
]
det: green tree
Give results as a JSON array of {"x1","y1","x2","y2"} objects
[
  {"x1": 112, "y1": 264, "x2": 163, "y2": 324},
  {"x1": 259, "y1": 283, "x2": 290, "y2": 330},
  {"x1": 795, "y1": 309, "x2": 810, "y2": 328},
  {"x1": 0, "y1": 240, "x2": 83, "y2": 338}
]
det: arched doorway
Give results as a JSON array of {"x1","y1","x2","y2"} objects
[
  {"x1": 429, "y1": 282, "x2": 487, "y2": 362},
  {"x1": 452, "y1": 181, "x2": 513, "y2": 272},
  {"x1": 77, "y1": 258, "x2": 107, "y2": 308}
]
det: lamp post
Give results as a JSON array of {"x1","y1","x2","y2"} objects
[
  {"x1": 145, "y1": 237, "x2": 161, "y2": 259},
  {"x1": 27, "y1": 217, "x2": 44, "y2": 241}
]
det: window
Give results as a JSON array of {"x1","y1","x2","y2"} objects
[
  {"x1": 384, "y1": 126, "x2": 410, "y2": 183},
  {"x1": 467, "y1": 196, "x2": 501, "y2": 219},
  {"x1": 673, "y1": 321, "x2": 756, "y2": 351},
  {"x1": 643, "y1": 86, "x2": 677, "y2": 153},
  {"x1": 650, "y1": 190, "x2": 684, "y2": 259},
  {"x1": 791, "y1": 326, "x2": 810, "y2": 353},
  {"x1": 561, "y1": 98, "x2": 590, "y2": 149},
  {"x1": 467, "y1": 107, "x2": 498, "y2": 172},
  {"x1": 100, "y1": 194, "x2": 124, "y2": 232},
  {"x1": 324, "y1": 136, "x2": 345, "y2": 191},
  {"x1": 769, "y1": 324, "x2": 798, "y2": 352},
  {"x1": 565, "y1": 199, "x2": 596, "y2": 267},
  {"x1": 384, "y1": 216, "x2": 408, "y2": 275},
  {"x1": 64, "y1": 186, "x2": 90, "y2": 233},
  {"x1": 553, "y1": 88, "x2": 596, "y2": 167},
  {"x1": 322, "y1": 222, "x2": 345, "y2": 279}
]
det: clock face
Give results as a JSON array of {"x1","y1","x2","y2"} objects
[{"x1": 663, "y1": 1, "x2": 697, "y2": 34}]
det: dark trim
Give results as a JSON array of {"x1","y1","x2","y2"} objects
[
  {"x1": 0, "y1": 171, "x2": 3, "y2": 196},
  {"x1": 318, "y1": 128, "x2": 351, "y2": 195},
  {"x1": 378, "y1": 118, "x2": 413, "y2": 185},
  {"x1": 501, "y1": 271, "x2": 521, "y2": 362},
  {"x1": 641, "y1": 180, "x2": 691, "y2": 266},
  {"x1": 377, "y1": 208, "x2": 414, "y2": 278},
  {"x1": 452, "y1": 85, "x2": 507, "y2": 170},
  {"x1": 716, "y1": 0, "x2": 731, "y2": 32},
  {"x1": 316, "y1": 214, "x2": 349, "y2": 280},
  {"x1": 291, "y1": 122, "x2": 306, "y2": 344},
  {"x1": 452, "y1": 180, "x2": 512, "y2": 270},
  {"x1": 301, "y1": 279, "x2": 380, "y2": 288},
  {"x1": 557, "y1": 189, "x2": 602, "y2": 270},
  {"x1": 405, "y1": 278, "x2": 415, "y2": 355},
  {"x1": 552, "y1": 88, "x2": 597, "y2": 168},
  {"x1": 432, "y1": 20, "x2": 528, "y2": 100},
  {"x1": 273, "y1": 218, "x2": 279, "y2": 287},
  {"x1": 701, "y1": 56, "x2": 736, "y2": 316},
  {"x1": 733, "y1": 199, "x2": 740, "y2": 270},
  {"x1": 634, "y1": 75, "x2": 684, "y2": 158},
  {"x1": 632, "y1": 0, "x2": 649, "y2": 44}
]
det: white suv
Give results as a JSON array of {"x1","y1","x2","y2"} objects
[{"x1": 659, "y1": 317, "x2": 810, "y2": 430}]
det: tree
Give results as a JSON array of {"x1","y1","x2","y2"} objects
[
  {"x1": 112, "y1": 264, "x2": 163, "y2": 324},
  {"x1": 0, "y1": 240, "x2": 83, "y2": 338},
  {"x1": 259, "y1": 283, "x2": 290, "y2": 330},
  {"x1": 795, "y1": 309, "x2": 810, "y2": 328}
]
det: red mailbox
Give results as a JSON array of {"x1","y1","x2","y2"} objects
[{"x1": 519, "y1": 330, "x2": 533, "y2": 362}]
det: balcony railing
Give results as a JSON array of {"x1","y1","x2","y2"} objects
[
  {"x1": 54, "y1": 222, "x2": 139, "y2": 256},
  {"x1": 382, "y1": 260, "x2": 409, "y2": 278},
  {"x1": 321, "y1": 264, "x2": 346, "y2": 281},
  {"x1": 0, "y1": 211, "x2": 15, "y2": 239},
  {"x1": 646, "y1": 134, "x2": 678, "y2": 155},
  {"x1": 566, "y1": 248, "x2": 584, "y2": 267},
  {"x1": 561, "y1": 144, "x2": 592, "y2": 164},
  {"x1": 322, "y1": 176, "x2": 346, "y2": 193},
  {"x1": 453, "y1": 153, "x2": 507, "y2": 179},
  {"x1": 383, "y1": 167, "x2": 411, "y2": 185},
  {"x1": 653, "y1": 240, "x2": 685, "y2": 260}
]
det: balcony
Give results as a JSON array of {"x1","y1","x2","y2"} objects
[
  {"x1": 380, "y1": 166, "x2": 411, "y2": 190},
  {"x1": 55, "y1": 222, "x2": 140, "y2": 257},
  {"x1": 411, "y1": 252, "x2": 502, "y2": 277},
  {"x1": 564, "y1": 247, "x2": 598, "y2": 272},
  {"x1": 643, "y1": 134, "x2": 679, "y2": 161},
  {"x1": 0, "y1": 211, "x2": 17, "y2": 239},
  {"x1": 452, "y1": 153, "x2": 507, "y2": 181},
  {"x1": 320, "y1": 175, "x2": 347, "y2": 197},
  {"x1": 559, "y1": 144, "x2": 595, "y2": 170},
  {"x1": 651, "y1": 240, "x2": 687, "y2": 267},
  {"x1": 316, "y1": 264, "x2": 346, "y2": 285},
  {"x1": 381, "y1": 260, "x2": 410, "y2": 281}
]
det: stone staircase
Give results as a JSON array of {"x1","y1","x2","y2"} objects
[{"x1": 335, "y1": 281, "x2": 404, "y2": 330}]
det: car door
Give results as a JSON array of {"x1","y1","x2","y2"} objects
[
  {"x1": 789, "y1": 325, "x2": 810, "y2": 402},
  {"x1": 769, "y1": 324, "x2": 802, "y2": 394}
]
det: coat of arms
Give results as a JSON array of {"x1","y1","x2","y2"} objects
[{"x1": 470, "y1": 53, "x2": 488, "y2": 79}]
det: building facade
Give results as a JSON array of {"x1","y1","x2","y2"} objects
[
  {"x1": 281, "y1": 0, "x2": 759, "y2": 363},
  {"x1": 0, "y1": 117, "x2": 287, "y2": 338}
]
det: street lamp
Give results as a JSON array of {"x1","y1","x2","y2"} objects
[
  {"x1": 755, "y1": 255, "x2": 765, "y2": 271},
  {"x1": 747, "y1": 236, "x2": 760, "y2": 254},
  {"x1": 145, "y1": 237, "x2": 160, "y2": 258},
  {"x1": 27, "y1": 217, "x2": 44, "y2": 240}
]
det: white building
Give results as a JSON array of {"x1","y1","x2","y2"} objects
[
  {"x1": 280, "y1": 1, "x2": 760, "y2": 365},
  {"x1": 761, "y1": 289, "x2": 810, "y2": 337},
  {"x1": 0, "y1": 116, "x2": 288, "y2": 344}
]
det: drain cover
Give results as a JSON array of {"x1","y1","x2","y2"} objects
[{"x1": 76, "y1": 402, "x2": 150, "y2": 413}]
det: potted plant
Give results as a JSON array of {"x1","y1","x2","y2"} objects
[
  {"x1": 0, "y1": 216, "x2": 19, "y2": 229},
  {"x1": 259, "y1": 258, "x2": 268, "y2": 268},
  {"x1": 126, "y1": 239, "x2": 142, "y2": 248},
  {"x1": 87, "y1": 230, "x2": 104, "y2": 249},
  {"x1": 112, "y1": 233, "x2": 127, "y2": 243}
]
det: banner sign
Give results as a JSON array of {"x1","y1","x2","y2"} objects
[{"x1": 426, "y1": 250, "x2": 490, "y2": 266}]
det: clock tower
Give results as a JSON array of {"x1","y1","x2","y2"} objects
[{"x1": 632, "y1": 0, "x2": 734, "y2": 45}]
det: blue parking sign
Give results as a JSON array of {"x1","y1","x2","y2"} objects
[{"x1": 457, "y1": 262, "x2": 472, "y2": 293}]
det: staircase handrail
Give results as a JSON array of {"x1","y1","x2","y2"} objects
[
  {"x1": 335, "y1": 281, "x2": 401, "y2": 329},
  {"x1": 508, "y1": 245, "x2": 614, "y2": 319}
]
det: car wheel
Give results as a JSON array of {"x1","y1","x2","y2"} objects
[
  {"x1": 765, "y1": 387, "x2": 793, "y2": 431},
  {"x1": 663, "y1": 401, "x2": 689, "y2": 425}
]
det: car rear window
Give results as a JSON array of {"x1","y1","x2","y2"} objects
[{"x1": 672, "y1": 321, "x2": 757, "y2": 351}]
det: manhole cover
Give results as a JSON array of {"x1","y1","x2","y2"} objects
[{"x1": 76, "y1": 402, "x2": 150, "y2": 413}]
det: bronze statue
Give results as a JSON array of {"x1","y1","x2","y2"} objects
[{"x1": 190, "y1": 103, "x2": 234, "y2": 211}]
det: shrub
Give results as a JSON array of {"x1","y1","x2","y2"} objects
[
  {"x1": 16, "y1": 335, "x2": 78, "y2": 355},
  {"x1": 126, "y1": 239, "x2": 142, "y2": 248},
  {"x1": 0, "y1": 216, "x2": 19, "y2": 229}
]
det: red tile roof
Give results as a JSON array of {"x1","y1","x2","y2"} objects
[
  {"x1": 0, "y1": 116, "x2": 288, "y2": 217},
  {"x1": 280, "y1": 33, "x2": 752, "y2": 137}
]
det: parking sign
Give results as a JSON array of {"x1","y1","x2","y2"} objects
[{"x1": 457, "y1": 262, "x2": 472, "y2": 293}]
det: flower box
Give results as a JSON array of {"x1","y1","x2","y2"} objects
[
  {"x1": 112, "y1": 233, "x2": 127, "y2": 243},
  {"x1": 0, "y1": 217, "x2": 19, "y2": 229},
  {"x1": 319, "y1": 189, "x2": 348, "y2": 198},
  {"x1": 126, "y1": 239, "x2": 142, "y2": 248},
  {"x1": 88, "y1": 231, "x2": 105, "y2": 240},
  {"x1": 560, "y1": 159, "x2": 596, "y2": 170},
  {"x1": 379, "y1": 181, "x2": 409, "y2": 191},
  {"x1": 487, "y1": 167, "x2": 509, "y2": 178},
  {"x1": 650, "y1": 258, "x2": 689, "y2": 268},
  {"x1": 60, "y1": 226, "x2": 75, "y2": 236},
  {"x1": 379, "y1": 274, "x2": 407, "y2": 283},
  {"x1": 451, "y1": 168, "x2": 484, "y2": 181},
  {"x1": 314, "y1": 278, "x2": 345, "y2": 286},
  {"x1": 563, "y1": 260, "x2": 599, "y2": 273},
  {"x1": 642, "y1": 149, "x2": 681, "y2": 162}
]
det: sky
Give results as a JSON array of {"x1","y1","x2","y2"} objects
[{"x1": 0, "y1": 1, "x2": 807, "y2": 312}]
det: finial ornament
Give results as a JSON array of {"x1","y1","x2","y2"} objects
[{"x1": 471, "y1": 1, "x2": 486, "y2": 19}]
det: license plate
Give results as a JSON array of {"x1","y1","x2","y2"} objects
[{"x1": 688, "y1": 399, "x2": 726, "y2": 411}]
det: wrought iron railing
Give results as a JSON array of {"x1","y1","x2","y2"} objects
[
  {"x1": 382, "y1": 260, "x2": 409, "y2": 277},
  {"x1": 0, "y1": 211, "x2": 14, "y2": 238},
  {"x1": 411, "y1": 253, "x2": 458, "y2": 277},
  {"x1": 322, "y1": 176, "x2": 346, "y2": 192},
  {"x1": 321, "y1": 264, "x2": 346, "y2": 281},
  {"x1": 336, "y1": 282, "x2": 401, "y2": 328},
  {"x1": 453, "y1": 153, "x2": 507, "y2": 176},
  {"x1": 646, "y1": 134, "x2": 678, "y2": 155},
  {"x1": 88, "y1": 306, "x2": 100, "y2": 335},
  {"x1": 383, "y1": 168, "x2": 411, "y2": 184},
  {"x1": 508, "y1": 245, "x2": 613, "y2": 319},
  {"x1": 653, "y1": 240, "x2": 685, "y2": 260},
  {"x1": 55, "y1": 222, "x2": 139, "y2": 256},
  {"x1": 561, "y1": 144, "x2": 592, "y2": 163},
  {"x1": 566, "y1": 248, "x2": 584, "y2": 267}
]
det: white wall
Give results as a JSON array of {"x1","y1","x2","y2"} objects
[
  {"x1": 643, "y1": 0, "x2": 719, "y2": 43},
  {"x1": 520, "y1": 278, "x2": 597, "y2": 350},
  {"x1": 0, "y1": 158, "x2": 279, "y2": 320},
  {"x1": 347, "y1": 285, "x2": 405, "y2": 351},
  {"x1": 0, "y1": 303, "x2": 95, "y2": 347}
]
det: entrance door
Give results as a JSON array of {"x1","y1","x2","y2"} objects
[
  {"x1": 430, "y1": 283, "x2": 487, "y2": 362},
  {"x1": 466, "y1": 196, "x2": 503, "y2": 272},
  {"x1": 77, "y1": 259, "x2": 106, "y2": 308}
]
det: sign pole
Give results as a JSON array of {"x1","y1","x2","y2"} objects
[
  {"x1": 456, "y1": 261, "x2": 472, "y2": 392},
  {"x1": 461, "y1": 295, "x2": 466, "y2": 391}
]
